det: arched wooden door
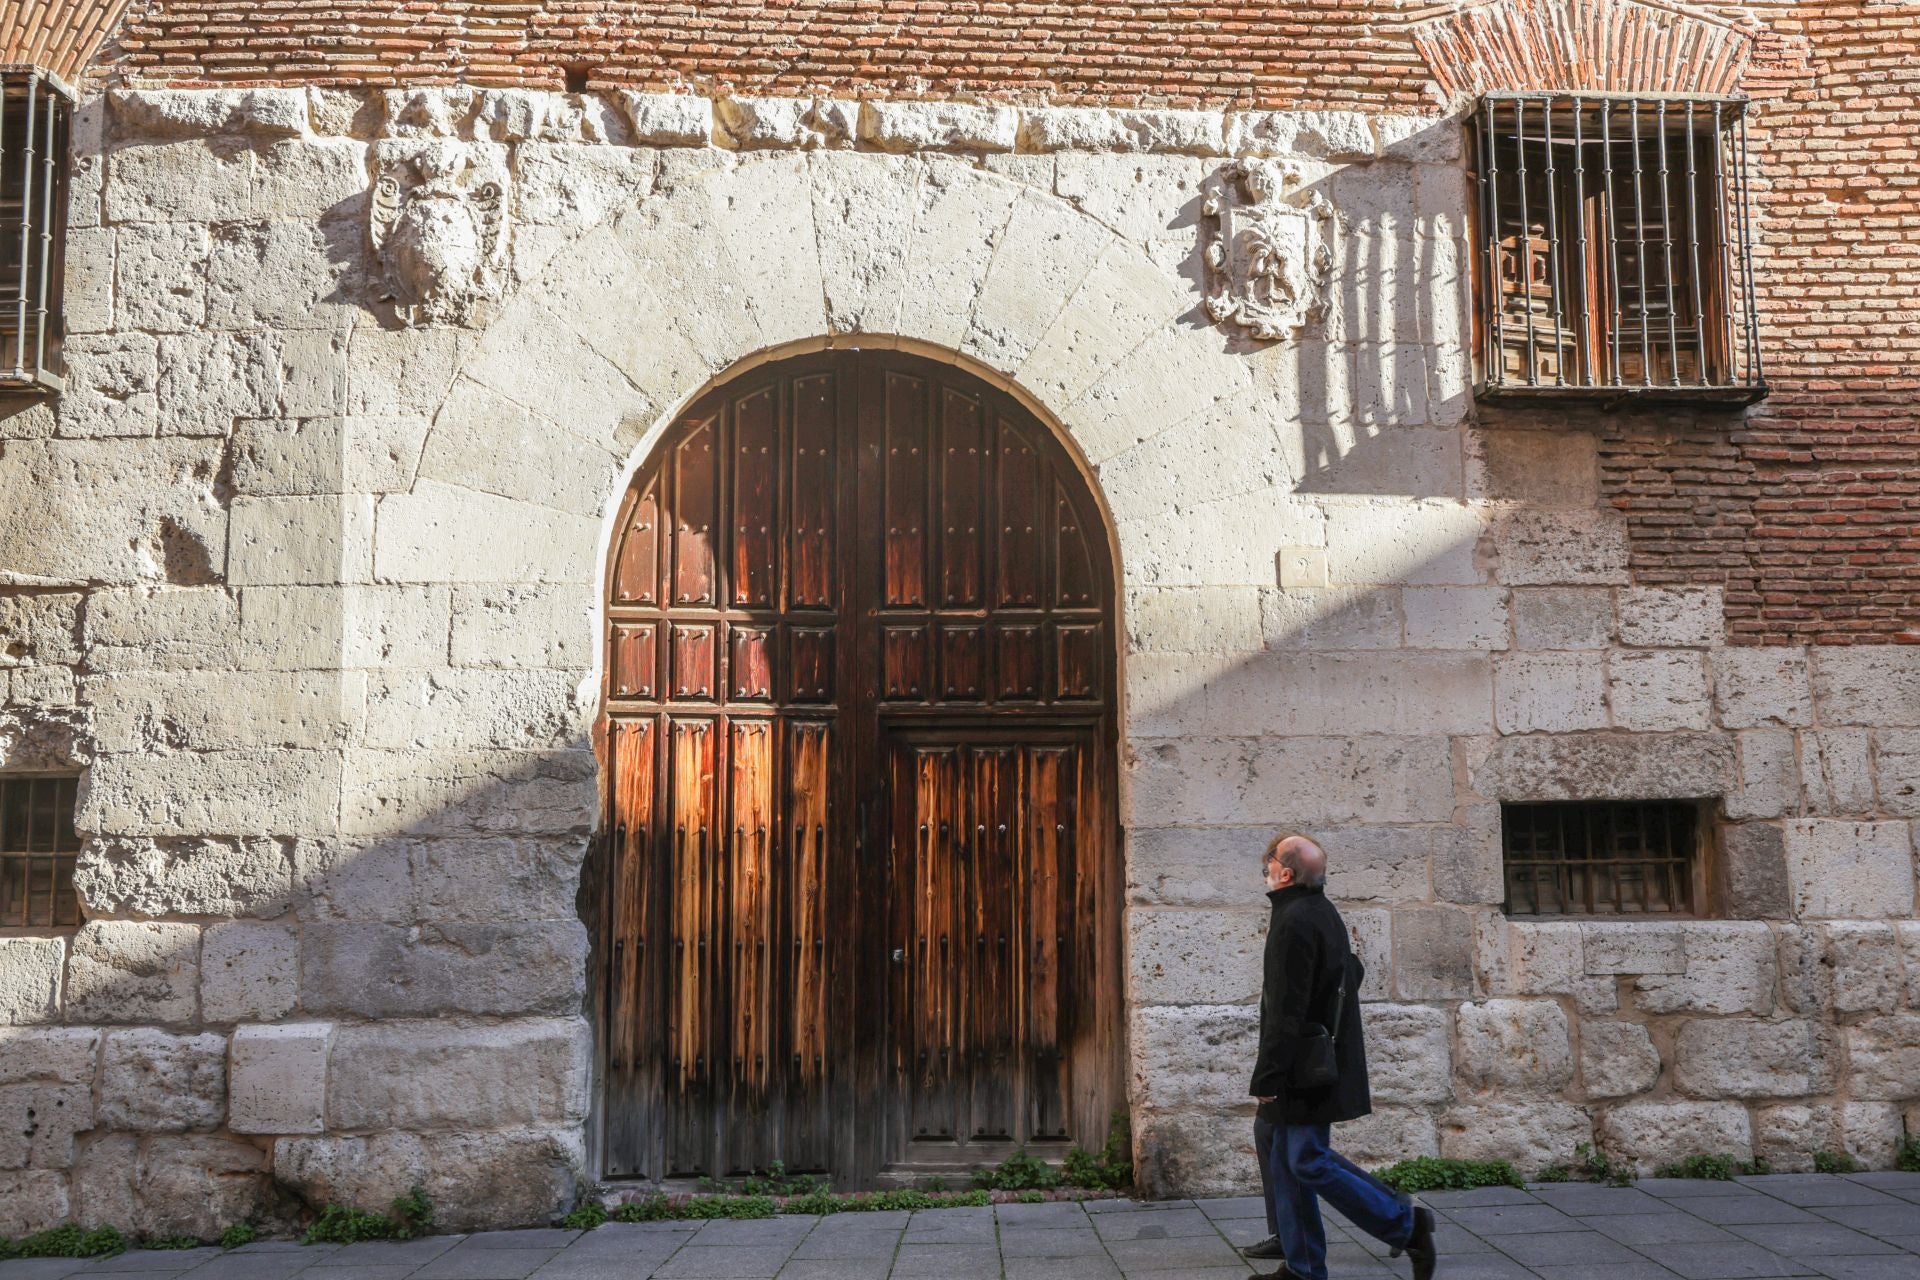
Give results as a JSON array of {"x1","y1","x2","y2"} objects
[{"x1": 597, "y1": 350, "x2": 1122, "y2": 1186}]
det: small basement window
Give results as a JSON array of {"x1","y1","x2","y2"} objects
[
  {"x1": 0, "y1": 67, "x2": 70, "y2": 394},
  {"x1": 1471, "y1": 93, "x2": 1763, "y2": 403},
  {"x1": 1502, "y1": 800, "x2": 1702, "y2": 917},
  {"x1": 0, "y1": 774, "x2": 82, "y2": 929}
]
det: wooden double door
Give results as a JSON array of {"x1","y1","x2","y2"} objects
[{"x1": 596, "y1": 351, "x2": 1123, "y2": 1186}]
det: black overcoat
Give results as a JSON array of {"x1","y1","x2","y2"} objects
[{"x1": 1249, "y1": 883, "x2": 1372, "y2": 1126}]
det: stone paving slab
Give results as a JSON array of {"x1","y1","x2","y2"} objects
[{"x1": 4, "y1": 1176, "x2": 1920, "y2": 1280}]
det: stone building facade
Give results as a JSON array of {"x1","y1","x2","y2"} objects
[{"x1": 2, "y1": 0, "x2": 1919, "y2": 1237}]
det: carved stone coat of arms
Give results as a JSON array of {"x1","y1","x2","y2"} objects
[
  {"x1": 1202, "y1": 158, "x2": 1335, "y2": 342},
  {"x1": 368, "y1": 139, "x2": 511, "y2": 327}
]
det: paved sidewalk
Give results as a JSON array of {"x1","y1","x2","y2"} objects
[{"x1": 5, "y1": 1174, "x2": 1918, "y2": 1280}]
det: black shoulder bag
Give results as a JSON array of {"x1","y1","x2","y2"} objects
[{"x1": 1288, "y1": 956, "x2": 1349, "y2": 1090}]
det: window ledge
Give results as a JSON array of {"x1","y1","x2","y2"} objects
[{"x1": 1478, "y1": 382, "x2": 1767, "y2": 408}]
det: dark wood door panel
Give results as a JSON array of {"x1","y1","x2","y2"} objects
[{"x1": 599, "y1": 351, "x2": 1119, "y2": 1185}]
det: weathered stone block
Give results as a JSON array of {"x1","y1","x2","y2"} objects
[
  {"x1": 1783, "y1": 819, "x2": 1916, "y2": 919},
  {"x1": 1259, "y1": 586, "x2": 1403, "y2": 651},
  {"x1": 1023, "y1": 106, "x2": 1224, "y2": 154},
  {"x1": 300, "y1": 921, "x2": 588, "y2": 1018},
  {"x1": 228, "y1": 494, "x2": 374, "y2": 586},
  {"x1": 374, "y1": 481, "x2": 600, "y2": 584},
  {"x1": 85, "y1": 669, "x2": 361, "y2": 753},
  {"x1": 1491, "y1": 510, "x2": 1631, "y2": 586},
  {"x1": 715, "y1": 96, "x2": 853, "y2": 149},
  {"x1": 1724, "y1": 822, "x2": 1793, "y2": 919},
  {"x1": 1580, "y1": 1021, "x2": 1660, "y2": 1099},
  {"x1": 1673, "y1": 1019, "x2": 1832, "y2": 1098},
  {"x1": 1403, "y1": 587, "x2": 1508, "y2": 651},
  {"x1": 1609, "y1": 650, "x2": 1712, "y2": 732},
  {"x1": 326, "y1": 1019, "x2": 588, "y2": 1130},
  {"x1": 1457, "y1": 999, "x2": 1573, "y2": 1092},
  {"x1": 1600, "y1": 1102, "x2": 1751, "y2": 1172},
  {"x1": 1132, "y1": 1109, "x2": 1259, "y2": 1200},
  {"x1": 229, "y1": 415, "x2": 431, "y2": 497},
  {"x1": 1582, "y1": 923, "x2": 1686, "y2": 976},
  {"x1": 1495, "y1": 652, "x2": 1608, "y2": 733},
  {"x1": 864, "y1": 100, "x2": 1021, "y2": 151},
  {"x1": 1715, "y1": 648, "x2": 1815, "y2": 729},
  {"x1": 1800, "y1": 730, "x2": 1875, "y2": 815},
  {"x1": 363, "y1": 668, "x2": 582, "y2": 751},
  {"x1": 618, "y1": 91, "x2": 712, "y2": 145},
  {"x1": 0, "y1": 937, "x2": 63, "y2": 1025},
  {"x1": 273, "y1": 1130, "x2": 429, "y2": 1216},
  {"x1": 1511, "y1": 588, "x2": 1615, "y2": 650},
  {"x1": 0, "y1": 1029, "x2": 99, "y2": 1089},
  {"x1": 110, "y1": 87, "x2": 307, "y2": 140},
  {"x1": 1131, "y1": 1004, "x2": 1257, "y2": 1107},
  {"x1": 1467, "y1": 732, "x2": 1734, "y2": 803},
  {"x1": 0, "y1": 1169, "x2": 70, "y2": 1233},
  {"x1": 1346, "y1": 908, "x2": 1392, "y2": 1002},
  {"x1": 962, "y1": 188, "x2": 1109, "y2": 372},
  {"x1": 1323, "y1": 501, "x2": 1485, "y2": 587},
  {"x1": 56, "y1": 334, "x2": 159, "y2": 438},
  {"x1": 810, "y1": 151, "x2": 920, "y2": 336},
  {"x1": 1333, "y1": 1107, "x2": 1440, "y2": 1165},
  {"x1": 1633, "y1": 923, "x2": 1776, "y2": 1016},
  {"x1": 1227, "y1": 110, "x2": 1374, "y2": 160},
  {"x1": 66, "y1": 922, "x2": 200, "y2": 1025},
  {"x1": 84, "y1": 586, "x2": 241, "y2": 673},
  {"x1": 1617, "y1": 587, "x2": 1725, "y2": 649},
  {"x1": 418, "y1": 1127, "x2": 582, "y2": 1231},
  {"x1": 229, "y1": 1023, "x2": 330, "y2": 1135},
  {"x1": 1728, "y1": 730, "x2": 1797, "y2": 821},
  {"x1": 76, "y1": 836, "x2": 297, "y2": 919},
  {"x1": 1126, "y1": 735, "x2": 1456, "y2": 828},
  {"x1": 84, "y1": 748, "x2": 343, "y2": 838},
  {"x1": 1124, "y1": 587, "x2": 1263, "y2": 654},
  {"x1": 415, "y1": 379, "x2": 622, "y2": 517},
  {"x1": 1900, "y1": 922, "x2": 1920, "y2": 1009},
  {"x1": 1822, "y1": 922, "x2": 1903, "y2": 1014},
  {"x1": 115, "y1": 222, "x2": 212, "y2": 333},
  {"x1": 133, "y1": 1135, "x2": 273, "y2": 1239},
  {"x1": 1439, "y1": 1102, "x2": 1592, "y2": 1172},
  {"x1": 448, "y1": 583, "x2": 594, "y2": 671},
  {"x1": 0, "y1": 437, "x2": 227, "y2": 586},
  {"x1": 1207, "y1": 652, "x2": 1494, "y2": 737},
  {"x1": 1364, "y1": 1004, "x2": 1453, "y2": 1104},
  {"x1": 1466, "y1": 430, "x2": 1598, "y2": 507},
  {"x1": 1393, "y1": 907, "x2": 1475, "y2": 1000},
  {"x1": 155, "y1": 331, "x2": 284, "y2": 436},
  {"x1": 99, "y1": 1030, "x2": 225, "y2": 1132},
  {"x1": 1128, "y1": 909, "x2": 1267, "y2": 1006},
  {"x1": 1847, "y1": 1015, "x2": 1920, "y2": 1100},
  {"x1": 1813, "y1": 647, "x2": 1920, "y2": 728},
  {"x1": 202, "y1": 922, "x2": 298, "y2": 1023},
  {"x1": 0, "y1": 1080, "x2": 91, "y2": 1169},
  {"x1": 339, "y1": 748, "x2": 595, "y2": 838},
  {"x1": 514, "y1": 143, "x2": 658, "y2": 228}
]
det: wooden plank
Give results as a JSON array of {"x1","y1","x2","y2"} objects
[{"x1": 732, "y1": 386, "x2": 779, "y2": 609}]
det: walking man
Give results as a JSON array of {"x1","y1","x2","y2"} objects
[{"x1": 1242, "y1": 832, "x2": 1437, "y2": 1280}]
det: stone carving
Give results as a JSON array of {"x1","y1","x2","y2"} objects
[
  {"x1": 368, "y1": 140, "x2": 511, "y2": 326},
  {"x1": 1202, "y1": 158, "x2": 1334, "y2": 342}
]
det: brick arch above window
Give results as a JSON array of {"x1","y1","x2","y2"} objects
[
  {"x1": 0, "y1": 0, "x2": 133, "y2": 86},
  {"x1": 1407, "y1": 0, "x2": 1760, "y2": 100}
]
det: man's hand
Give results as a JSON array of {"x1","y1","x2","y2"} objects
[{"x1": 1257, "y1": 1096, "x2": 1276, "y2": 1104}]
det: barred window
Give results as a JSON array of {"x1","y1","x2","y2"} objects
[
  {"x1": 1502, "y1": 800, "x2": 1702, "y2": 917},
  {"x1": 1472, "y1": 94, "x2": 1763, "y2": 403},
  {"x1": 0, "y1": 68, "x2": 70, "y2": 394},
  {"x1": 0, "y1": 774, "x2": 82, "y2": 929}
]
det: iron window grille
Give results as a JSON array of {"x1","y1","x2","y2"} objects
[
  {"x1": 0, "y1": 67, "x2": 70, "y2": 394},
  {"x1": 0, "y1": 774, "x2": 82, "y2": 930},
  {"x1": 1472, "y1": 93, "x2": 1764, "y2": 404},
  {"x1": 1501, "y1": 800, "x2": 1701, "y2": 917}
]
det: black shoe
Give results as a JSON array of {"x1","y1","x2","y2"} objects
[
  {"x1": 1248, "y1": 1267, "x2": 1296, "y2": 1280},
  {"x1": 1405, "y1": 1205, "x2": 1438, "y2": 1280},
  {"x1": 1241, "y1": 1235, "x2": 1287, "y2": 1259}
]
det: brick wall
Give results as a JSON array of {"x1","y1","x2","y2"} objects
[{"x1": 91, "y1": 0, "x2": 1920, "y2": 644}]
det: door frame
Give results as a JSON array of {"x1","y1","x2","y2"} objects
[{"x1": 585, "y1": 343, "x2": 1129, "y2": 1187}]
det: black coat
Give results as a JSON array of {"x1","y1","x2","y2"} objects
[{"x1": 1250, "y1": 884, "x2": 1372, "y2": 1126}]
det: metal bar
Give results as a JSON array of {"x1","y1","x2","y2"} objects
[
  {"x1": 1630, "y1": 100, "x2": 1651, "y2": 385},
  {"x1": 1736, "y1": 109, "x2": 1762, "y2": 385},
  {"x1": 1482, "y1": 97, "x2": 1497, "y2": 387},
  {"x1": 1603, "y1": 100, "x2": 1624, "y2": 386},
  {"x1": 13, "y1": 73, "x2": 38, "y2": 383},
  {"x1": 1542, "y1": 95, "x2": 1565, "y2": 385},
  {"x1": 1656, "y1": 100, "x2": 1680, "y2": 384},
  {"x1": 1571, "y1": 96, "x2": 1592, "y2": 386},
  {"x1": 33, "y1": 84, "x2": 56, "y2": 380},
  {"x1": 1516, "y1": 98, "x2": 1537, "y2": 383},
  {"x1": 1712, "y1": 102, "x2": 1735, "y2": 387},
  {"x1": 1684, "y1": 100, "x2": 1707, "y2": 386},
  {"x1": 1484, "y1": 99, "x2": 1506, "y2": 387}
]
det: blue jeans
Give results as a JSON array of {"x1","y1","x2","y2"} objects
[{"x1": 1257, "y1": 1119, "x2": 1414, "y2": 1280}]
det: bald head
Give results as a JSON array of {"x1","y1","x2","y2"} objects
[{"x1": 1267, "y1": 832, "x2": 1328, "y2": 890}]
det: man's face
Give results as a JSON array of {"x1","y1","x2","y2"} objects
[{"x1": 1263, "y1": 845, "x2": 1292, "y2": 892}]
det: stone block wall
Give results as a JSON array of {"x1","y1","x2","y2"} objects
[{"x1": 0, "y1": 83, "x2": 1915, "y2": 1233}]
